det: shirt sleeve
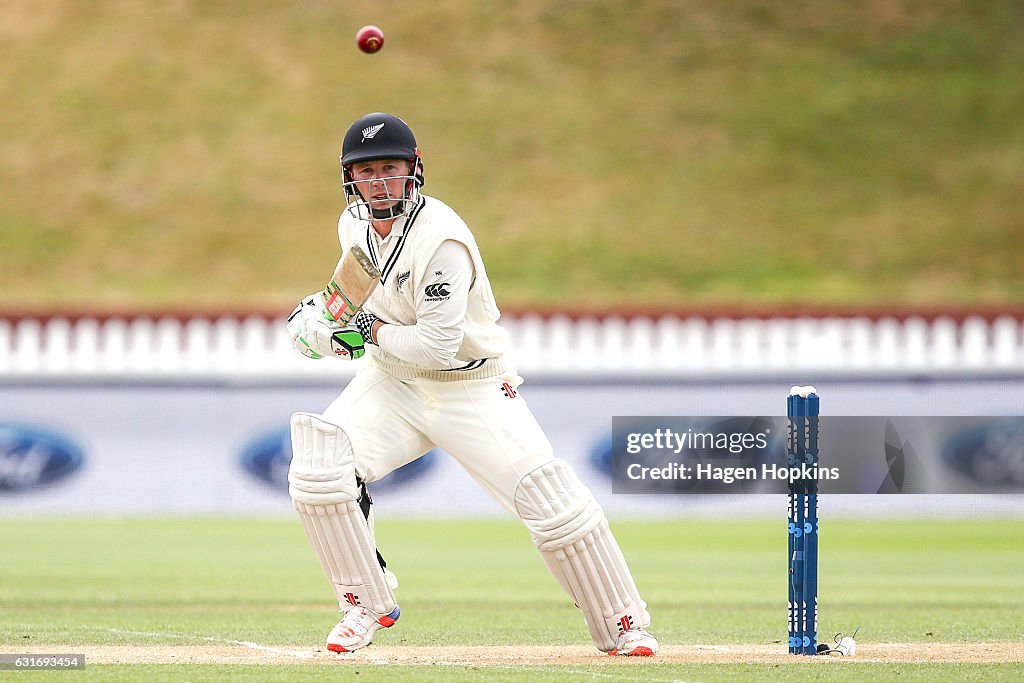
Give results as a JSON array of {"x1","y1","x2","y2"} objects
[
  {"x1": 337, "y1": 212, "x2": 352, "y2": 252},
  {"x1": 375, "y1": 239, "x2": 474, "y2": 369}
]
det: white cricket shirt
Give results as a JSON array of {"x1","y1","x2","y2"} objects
[{"x1": 336, "y1": 195, "x2": 509, "y2": 378}]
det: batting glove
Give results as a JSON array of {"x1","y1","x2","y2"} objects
[
  {"x1": 352, "y1": 311, "x2": 381, "y2": 346},
  {"x1": 287, "y1": 295, "x2": 366, "y2": 360}
]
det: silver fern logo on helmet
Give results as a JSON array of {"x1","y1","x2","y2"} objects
[{"x1": 361, "y1": 123, "x2": 385, "y2": 142}]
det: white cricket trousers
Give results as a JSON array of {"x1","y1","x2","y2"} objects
[{"x1": 322, "y1": 363, "x2": 555, "y2": 511}]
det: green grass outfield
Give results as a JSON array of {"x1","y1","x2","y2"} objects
[{"x1": 0, "y1": 518, "x2": 1022, "y2": 681}]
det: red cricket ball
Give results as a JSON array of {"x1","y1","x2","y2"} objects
[{"x1": 356, "y1": 25, "x2": 384, "y2": 54}]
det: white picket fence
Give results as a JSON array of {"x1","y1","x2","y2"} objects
[{"x1": 0, "y1": 313, "x2": 1022, "y2": 377}]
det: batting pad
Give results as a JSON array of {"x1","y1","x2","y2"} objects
[
  {"x1": 288, "y1": 412, "x2": 397, "y2": 616},
  {"x1": 514, "y1": 459, "x2": 650, "y2": 652}
]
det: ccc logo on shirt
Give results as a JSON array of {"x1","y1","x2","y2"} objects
[{"x1": 424, "y1": 282, "x2": 451, "y2": 301}]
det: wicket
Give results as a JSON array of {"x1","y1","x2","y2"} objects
[{"x1": 787, "y1": 386, "x2": 820, "y2": 655}]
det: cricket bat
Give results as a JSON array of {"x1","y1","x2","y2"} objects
[{"x1": 322, "y1": 244, "x2": 381, "y2": 325}]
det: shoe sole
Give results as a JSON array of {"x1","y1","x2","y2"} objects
[{"x1": 609, "y1": 646, "x2": 656, "y2": 656}]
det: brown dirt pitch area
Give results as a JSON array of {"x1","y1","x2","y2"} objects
[{"x1": 4, "y1": 643, "x2": 1020, "y2": 666}]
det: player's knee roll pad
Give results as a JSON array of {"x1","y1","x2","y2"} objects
[
  {"x1": 289, "y1": 412, "x2": 360, "y2": 505},
  {"x1": 515, "y1": 459, "x2": 650, "y2": 652},
  {"x1": 289, "y1": 412, "x2": 397, "y2": 616}
]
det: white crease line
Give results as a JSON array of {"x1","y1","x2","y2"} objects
[{"x1": 103, "y1": 628, "x2": 315, "y2": 660}]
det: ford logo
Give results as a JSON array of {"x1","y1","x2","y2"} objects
[
  {"x1": 588, "y1": 434, "x2": 614, "y2": 478},
  {"x1": 241, "y1": 428, "x2": 437, "y2": 493},
  {"x1": 0, "y1": 423, "x2": 84, "y2": 493},
  {"x1": 943, "y1": 419, "x2": 1024, "y2": 486}
]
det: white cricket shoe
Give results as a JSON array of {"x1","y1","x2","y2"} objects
[
  {"x1": 610, "y1": 628, "x2": 659, "y2": 656},
  {"x1": 326, "y1": 605, "x2": 400, "y2": 653}
]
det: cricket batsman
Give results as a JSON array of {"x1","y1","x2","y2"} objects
[{"x1": 285, "y1": 112, "x2": 659, "y2": 656}]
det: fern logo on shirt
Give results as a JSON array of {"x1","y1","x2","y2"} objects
[
  {"x1": 396, "y1": 270, "x2": 411, "y2": 293},
  {"x1": 424, "y1": 282, "x2": 451, "y2": 301}
]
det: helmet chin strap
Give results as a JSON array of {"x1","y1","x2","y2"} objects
[{"x1": 369, "y1": 204, "x2": 405, "y2": 220}]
